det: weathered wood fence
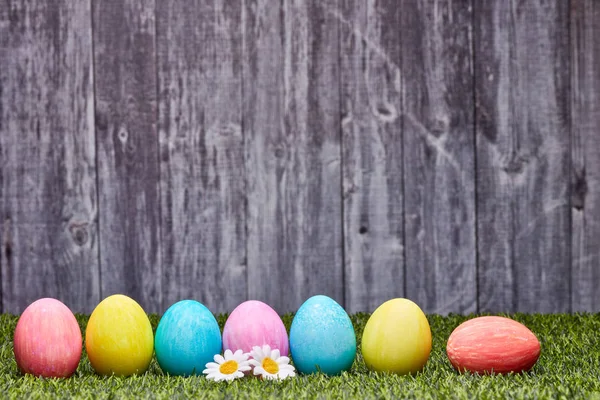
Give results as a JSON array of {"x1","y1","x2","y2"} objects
[{"x1": 0, "y1": 0, "x2": 598, "y2": 315}]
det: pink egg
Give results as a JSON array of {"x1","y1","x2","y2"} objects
[
  {"x1": 222, "y1": 300, "x2": 289, "y2": 356},
  {"x1": 13, "y1": 298, "x2": 82, "y2": 378}
]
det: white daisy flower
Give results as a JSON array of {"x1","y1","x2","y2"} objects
[
  {"x1": 249, "y1": 345, "x2": 296, "y2": 380},
  {"x1": 203, "y1": 349, "x2": 251, "y2": 382}
]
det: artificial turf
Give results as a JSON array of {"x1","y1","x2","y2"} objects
[{"x1": 0, "y1": 312, "x2": 599, "y2": 399}]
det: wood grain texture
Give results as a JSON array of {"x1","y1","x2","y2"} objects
[
  {"x1": 402, "y1": 0, "x2": 477, "y2": 314},
  {"x1": 244, "y1": 0, "x2": 343, "y2": 313},
  {"x1": 338, "y1": 0, "x2": 404, "y2": 313},
  {"x1": 0, "y1": 0, "x2": 99, "y2": 313},
  {"x1": 571, "y1": 0, "x2": 600, "y2": 312},
  {"x1": 157, "y1": 0, "x2": 246, "y2": 313},
  {"x1": 1, "y1": 1, "x2": 599, "y2": 314},
  {"x1": 475, "y1": 0, "x2": 571, "y2": 313},
  {"x1": 93, "y1": 0, "x2": 161, "y2": 312}
]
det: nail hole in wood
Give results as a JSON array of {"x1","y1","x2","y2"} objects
[
  {"x1": 377, "y1": 106, "x2": 391, "y2": 116},
  {"x1": 118, "y1": 128, "x2": 128, "y2": 143},
  {"x1": 4, "y1": 241, "x2": 11, "y2": 260}
]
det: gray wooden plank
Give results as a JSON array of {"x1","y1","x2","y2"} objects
[
  {"x1": 244, "y1": 0, "x2": 343, "y2": 313},
  {"x1": 338, "y1": 0, "x2": 404, "y2": 313},
  {"x1": 571, "y1": 0, "x2": 600, "y2": 312},
  {"x1": 93, "y1": 0, "x2": 161, "y2": 312},
  {"x1": 401, "y1": 0, "x2": 477, "y2": 315},
  {"x1": 0, "y1": 0, "x2": 100, "y2": 313},
  {"x1": 475, "y1": 0, "x2": 571, "y2": 313},
  {"x1": 157, "y1": 0, "x2": 246, "y2": 313}
]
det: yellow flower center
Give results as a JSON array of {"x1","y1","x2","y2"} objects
[
  {"x1": 219, "y1": 360, "x2": 239, "y2": 375},
  {"x1": 262, "y1": 357, "x2": 279, "y2": 374}
]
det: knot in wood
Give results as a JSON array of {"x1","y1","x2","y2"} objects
[
  {"x1": 95, "y1": 111, "x2": 108, "y2": 132},
  {"x1": 274, "y1": 146, "x2": 286, "y2": 159},
  {"x1": 430, "y1": 116, "x2": 449, "y2": 138},
  {"x1": 502, "y1": 155, "x2": 528, "y2": 175},
  {"x1": 69, "y1": 223, "x2": 89, "y2": 246},
  {"x1": 373, "y1": 103, "x2": 398, "y2": 123},
  {"x1": 572, "y1": 169, "x2": 587, "y2": 211}
]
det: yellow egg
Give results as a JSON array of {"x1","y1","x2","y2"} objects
[
  {"x1": 86, "y1": 294, "x2": 154, "y2": 376},
  {"x1": 361, "y1": 298, "x2": 431, "y2": 375}
]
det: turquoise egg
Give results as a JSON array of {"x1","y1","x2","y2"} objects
[
  {"x1": 289, "y1": 295, "x2": 356, "y2": 375},
  {"x1": 155, "y1": 300, "x2": 222, "y2": 376}
]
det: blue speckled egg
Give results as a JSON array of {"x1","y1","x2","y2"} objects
[
  {"x1": 155, "y1": 300, "x2": 222, "y2": 376},
  {"x1": 289, "y1": 295, "x2": 356, "y2": 375}
]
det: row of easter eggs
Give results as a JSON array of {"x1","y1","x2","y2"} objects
[
  {"x1": 14, "y1": 294, "x2": 542, "y2": 379},
  {"x1": 14, "y1": 294, "x2": 432, "y2": 378}
]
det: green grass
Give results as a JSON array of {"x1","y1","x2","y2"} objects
[{"x1": 1, "y1": 313, "x2": 599, "y2": 399}]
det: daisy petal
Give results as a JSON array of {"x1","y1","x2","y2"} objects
[
  {"x1": 252, "y1": 346, "x2": 263, "y2": 360},
  {"x1": 223, "y1": 349, "x2": 234, "y2": 359},
  {"x1": 272, "y1": 349, "x2": 280, "y2": 360},
  {"x1": 276, "y1": 356, "x2": 290, "y2": 364},
  {"x1": 214, "y1": 354, "x2": 225, "y2": 364},
  {"x1": 204, "y1": 362, "x2": 219, "y2": 369},
  {"x1": 262, "y1": 344, "x2": 271, "y2": 355}
]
